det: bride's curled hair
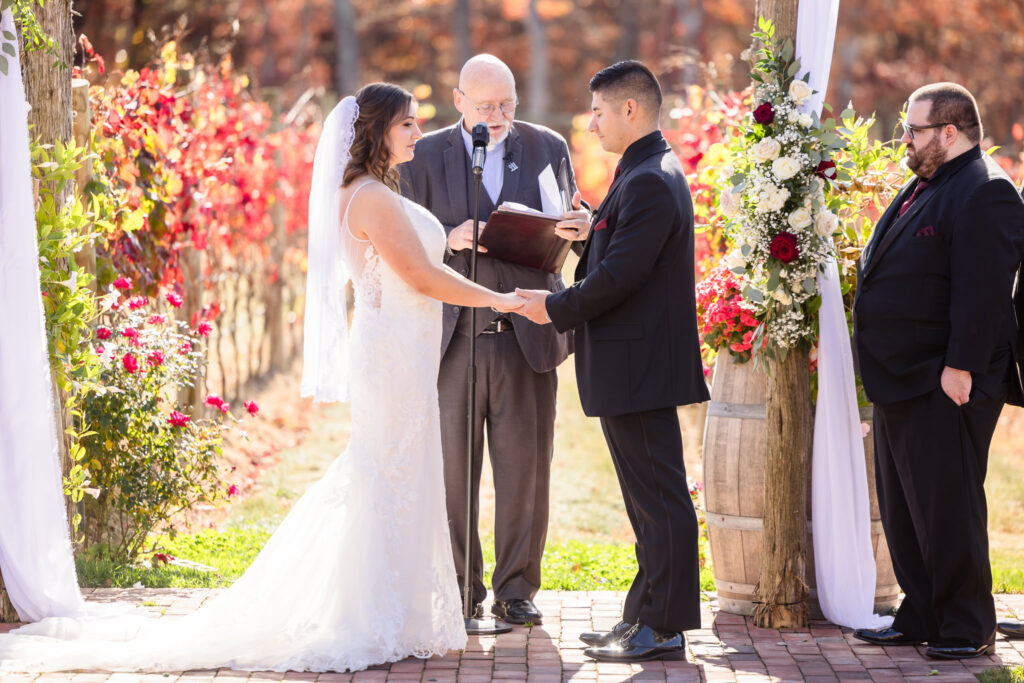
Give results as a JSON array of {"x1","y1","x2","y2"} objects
[{"x1": 343, "y1": 82, "x2": 414, "y2": 192}]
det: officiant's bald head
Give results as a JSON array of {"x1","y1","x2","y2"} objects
[{"x1": 454, "y1": 54, "x2": 518, "y2": 145}]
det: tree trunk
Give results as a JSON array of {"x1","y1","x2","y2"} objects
[
  {"x1": 18, "y1": 0, "x2": 77, "y2": 548},
  {"x1": 333, "y1": 0, "x2": 359, "y2": 96},
  {"x1": 616, "y1": 0, "x2": 639, "y2": 61},
  {"x1": 454, "y1": 0, "x2": 470, "y2": 69},
  {"x1": 526, "y1": 0, "x2": 549, "y2": 122},
  {"x1": 0, "y1": 571, "x2": 17, "y2": 622},
  {"x1": 752, "y1": 0, "x2": 805, "y2": 632}
]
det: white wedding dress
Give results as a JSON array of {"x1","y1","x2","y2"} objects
[{"x1": 0, "y1": 186, "x2": 467, "y2": 672}]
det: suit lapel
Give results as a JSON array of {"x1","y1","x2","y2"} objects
[
  {"x1": 443, "y1": 126, "x2": 471, "y2": 221},
  {"x1": 863, "y1": 172, "x2": 955, "y2": 277},
  {"x1": 500, "y1": 128, "x2": 523, "y2": 204}
]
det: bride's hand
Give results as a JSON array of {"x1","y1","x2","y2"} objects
[{"x1": 491, "y1": 292, "x2": 525, "y2": 312}]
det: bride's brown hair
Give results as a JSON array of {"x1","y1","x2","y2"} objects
[{"x1": 342, "y1": 82, "x2": 414, "y2": 191}]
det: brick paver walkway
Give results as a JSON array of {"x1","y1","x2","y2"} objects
[{"x1": 1, "y1": 589, "x2": 1022, "y2": 682}]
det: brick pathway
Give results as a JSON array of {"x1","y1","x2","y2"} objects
[{"x1": 1, "y1": 589, "x2": 1022, "y2": 682}]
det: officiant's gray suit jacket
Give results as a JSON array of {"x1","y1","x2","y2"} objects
[{"x1": 398, "y1": 121, "x2": 575, "y2": 372}]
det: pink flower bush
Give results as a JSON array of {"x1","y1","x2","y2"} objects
[{"x1": 167, "y1": 411, "x2": 189, "y2": 427}]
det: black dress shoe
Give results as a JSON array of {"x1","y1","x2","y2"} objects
[
  {"x1": 997, "y1": 621, "x2": 1024, "y2": 639},
  {"x1": 580, "y1": 620, "x2": 634, "y2": 647},
  {"x1": 491, "y1": 598, "x2": 542, "y2": 625},
  {"x1": 852, "y1": 627, "x2": 924, "y2": 646},
  {"x1": 925, "y1": 643, "x2": 991, "y2": 659},
  {"x1": 584, "y1": 623, "x2": 685, "y2": 662}
]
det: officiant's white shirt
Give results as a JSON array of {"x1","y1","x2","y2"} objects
[{"x1": 460, "y1": 120, "x2": 505, "y2": 205}]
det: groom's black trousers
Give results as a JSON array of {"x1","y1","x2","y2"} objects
[
  {"x1": 873, "y1": 386, "x2": 1002, "y2": 647},
  {"x1": 600, "y1": 406, "x2": 701, "y2": 633}
]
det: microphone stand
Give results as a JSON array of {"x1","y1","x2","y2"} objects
[{"x1": 464, "y1": 152, "x2": 512, "y2": 636}]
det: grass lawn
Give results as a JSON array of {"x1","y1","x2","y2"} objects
[{"x1": 977, "y1": 665, "x2": 1024, "y2": 683}]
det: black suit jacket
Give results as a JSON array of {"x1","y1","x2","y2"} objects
[
  {"x1": 853, "y1": 146, "x2": 1024, "y2": 405},
  {"x1": 546, "y1": 131, "x2": 710, "y2": 417},
  {"x1": 398, "y1": 121, "x2": 577, "y2": 373},
  {"x1": 1008, "y1": 184, "x2": 1024, "y2": 407}
]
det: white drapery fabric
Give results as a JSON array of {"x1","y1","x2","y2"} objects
[
  {"x1": 0, "y1": 9, "x2": 87, "y2": 622},
  {"x1": 796, "y1": 0, "x2": 893, "y2": 629}
]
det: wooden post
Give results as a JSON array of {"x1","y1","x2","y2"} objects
[
  {"x1": 0, "y1": 572, "x2": 17, "y2": 622},
  {"x1": 751, "y1": 0, "x2": 810, "y2": 629}
]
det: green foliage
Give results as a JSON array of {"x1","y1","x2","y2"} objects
[
  {"x1": 32, "y1": 138, "x2": 108, "y2": 536},
  {"x1": 82, "y1": 301, "x2": 231, "y2": 561},
  {"x1": 977, "y1": 666, "x2": 1024, "y2": 683},
  {"x1": 0, "y1": 0, "x2": 60, "y2": 77}
]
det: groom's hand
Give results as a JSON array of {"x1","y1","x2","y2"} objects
[
  {"x1": 448, "y1": 219, "x2": 487, "y2": 252},
  {"x1": 514, "y1": 288, "x2": 553, "y2": 325},
  {"x1": 554, "y1": 191, "x2": 591, "y2": 242}
]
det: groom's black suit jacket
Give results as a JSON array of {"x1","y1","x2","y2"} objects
[{"x1": 546, "y1": 131, "x2": 710, "y2": 417}]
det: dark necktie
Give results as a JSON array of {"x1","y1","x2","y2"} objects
[{"x1": 899, "y1": 179, "x2": 930, "y2": 217}]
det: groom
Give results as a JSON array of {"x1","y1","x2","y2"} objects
[{"x1": 517, "y1": 60, "x2": 709, "y2": 661}]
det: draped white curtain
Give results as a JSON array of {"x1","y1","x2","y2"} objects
[
  {"x1": 796, "y1": 0, "x2": 894, "y2": 629},
  {"x1": 0, "y1": 9, "x2": 87, "y2": 622}
]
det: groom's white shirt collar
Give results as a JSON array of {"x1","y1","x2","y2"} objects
[{"x1": 459, "y1": 119, "x2": 505, "y2": 205}]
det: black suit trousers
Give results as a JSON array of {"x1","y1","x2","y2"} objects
[
  {"x1": 873, "y1": 387, "x2": 1002, "y2": 647},
  {"x1": 599, "y1": 407, "x2": 701, "y2": 633}
]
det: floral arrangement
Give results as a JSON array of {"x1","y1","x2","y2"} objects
[
  {"x1": 718, "y1": 18, "x2": 847, "y2": 358},
  {"x1": 82, "y1": 279, "x2": 259, "y2": 560},
  {"x1": 695, "y1": 264, "x2": 761, "y2": 365}
]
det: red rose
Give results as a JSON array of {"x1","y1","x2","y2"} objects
[
  {"x1": 167, "y1": 411, "x2": 189, "y2": 427},
  {"x1": 122, "y1": 353, "x2": 138, "y2": 373},
  {"x1": 197, "y1": 322, "x2": 213, "y2": 337},
  {"x1": 204, "y1": 394, "x2": 225, "y2": 409},
  {"x1": 753, "y1": 102, "x2": 775, "y2": 125},
  {"x1": 244, "y1": 400, "x2": 259, "y2": 416},
  {"x1": 96, "y1": 327, "x2": 112, "y2": 340},
  {"x1": 769, "y1": 232, "x2": 800, "y2": 264},
  {"x1": 815, "y1": 160, "x2": 837, "y2": 181},
  {"x1": 166, "y1": 292, "x2": 184, "y2": 309},
  {"x1": 113, "y1": 276, "x2": 132, "y2": 291},
  {"x1": 147, "y1": 351, "x2": 165, "y2": 366}
]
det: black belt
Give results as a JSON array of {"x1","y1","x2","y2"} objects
[{"x1": 481, "y1": 318, "x2": 514, "y2": 334}]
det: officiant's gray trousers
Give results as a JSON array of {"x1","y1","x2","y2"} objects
[{"x1": 438, "y1": 329, "x2": 557, "y2": 606}]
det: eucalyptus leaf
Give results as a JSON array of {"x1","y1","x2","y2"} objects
[
  {"x1": 787, "y1": 61, "x2": 800, "y2": 78},
  {"x1": 730, "y1": 266, "x2": 746, "y2": 275},
  {"x1": 3, "y1": 29, "x2": 16, "y2": 40},
  {"x1": 840, "y1": 108, "x2": 855, "y2": 120},
  {"x1": 767, "y1": 270, "x2": 780, "y2": 292},
  {"x1": 803, "y1": 277, "x2": 817, "y2": 294},
  {"x1": 741, "y1": 243, "x2": 752, "y2": 257},
  {"x1": 2, "y1": 41, "x2": 16, "y2": 56},
  {"x1": 0, "y1": 55, "x2": 7, "y2": 76},
  {"x1": 743, "y1": 286, "x2": 765, "y2": 303}
]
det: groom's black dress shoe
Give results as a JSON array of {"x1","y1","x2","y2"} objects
[
  {"x1": 924, "y1": 643, "x2": 991, "y2": 659},
  {"x1": 998, "y1": 621, "x2": 1024, "y2": 639},
  {"x1": 852, "y1": 627, "x2": 924, "y2": 646},
  {"x1": 491, "y1": 598, "x2": 542, "y2": 625},
  {"x1": 580, "y1": 620, "x2": 634, "y2": 647},
  {"x1": 583, "y1": 623, "x2": 685, "y2": 662}
]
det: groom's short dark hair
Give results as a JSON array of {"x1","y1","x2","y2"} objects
[{"x1": 589, "y1": 61, "x2": 662, "y2": 114}]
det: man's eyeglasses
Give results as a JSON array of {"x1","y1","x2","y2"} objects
[
  {"x1": 457, "y1": 89, "x2": 517, "y2": 117},
  {"x1": 901, "y1": 121, "x2": 958, "y2": 140}
]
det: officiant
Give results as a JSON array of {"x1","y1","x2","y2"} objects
[{"x1": 398, "y1": 53, "x2": 586, "y2": 625}]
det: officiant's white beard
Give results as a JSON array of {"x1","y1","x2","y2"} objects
[{"x1": 461, "y1": 117, "x2": 512, "y2": 149}]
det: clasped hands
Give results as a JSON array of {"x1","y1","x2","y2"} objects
[{"x1": 490, "y1": 289, "x2": 553, "y2": 325}]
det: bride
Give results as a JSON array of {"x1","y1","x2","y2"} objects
[{"x1": 0, "y1": 82, "x2": 523, "y2": 673}]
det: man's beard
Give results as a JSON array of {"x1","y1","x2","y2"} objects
[{"x1": 906, "y1": 135, "x2": 944, "y2": 177}]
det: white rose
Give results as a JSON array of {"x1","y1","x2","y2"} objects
[
  {"x1": 772, "y1": 288, "x2": 793, "y2": 306},
  {"x1": 726, "y1": 250, "x2": 747, "y2": 270},
  {"x1": 789, "y1": 79, "x2": 812, "y2": 105},
  {"x1": 772, "y1": 156, "x2": 801, "y2": 181},
  {"x1": 814, "y1": 209, "x2": 839, "y2": 237},
  {"x1": 798, "y1": 113, "x2": 814, "y2": 128},
  {"x1": 757, "y1": 186, "x2": 790, "y2": 213},
  {"x1": 719, "y1": 188, "x2": 741, "y2": 217},
  {"x1": 787, "y1": 207, "x2": 813, "y2": 230},
  {"x1": 752, "y1": 137, "x2": 782, "y2": 163},
  {"x1": 787, "y1": 111, "x2": 799, "y2": 123}
]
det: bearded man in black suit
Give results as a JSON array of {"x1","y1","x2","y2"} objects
[
  {"x1": 517, "y1": 60, "x2": 709, "y2": 662},
  {"x1": 851, "y1": 83, "x2": 1024, "y2": 659}
]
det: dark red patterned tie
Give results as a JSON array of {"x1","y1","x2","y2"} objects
[
  {"x1": 613, "y1": 163, "x2": 622, "y2": 180},
  {"x1": 899, "y1": 179, "x2": 930, "y2": 217}
]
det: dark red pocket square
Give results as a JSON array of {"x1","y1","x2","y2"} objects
[
  {"x1": 915, "y1": 225, "x2": 935, "y2": 237},
  {"x1": 594, "y1": 218, "x2": 609, "y2": 231}
]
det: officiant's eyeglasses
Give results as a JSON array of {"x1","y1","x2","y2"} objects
[
  {"x1": 901, "y1": 121, "x2": 958, "y2": 140},
  {"x1": 456, "y1": 89, "x2": 518, "y2": 117}
]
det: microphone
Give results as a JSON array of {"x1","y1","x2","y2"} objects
[{"x1": 471, "y1": 123, "x2": 489, "y2": 176}]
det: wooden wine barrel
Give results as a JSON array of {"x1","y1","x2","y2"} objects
[{"x1": 701, "y1": 355, "x2": 898, "y2": 618}]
